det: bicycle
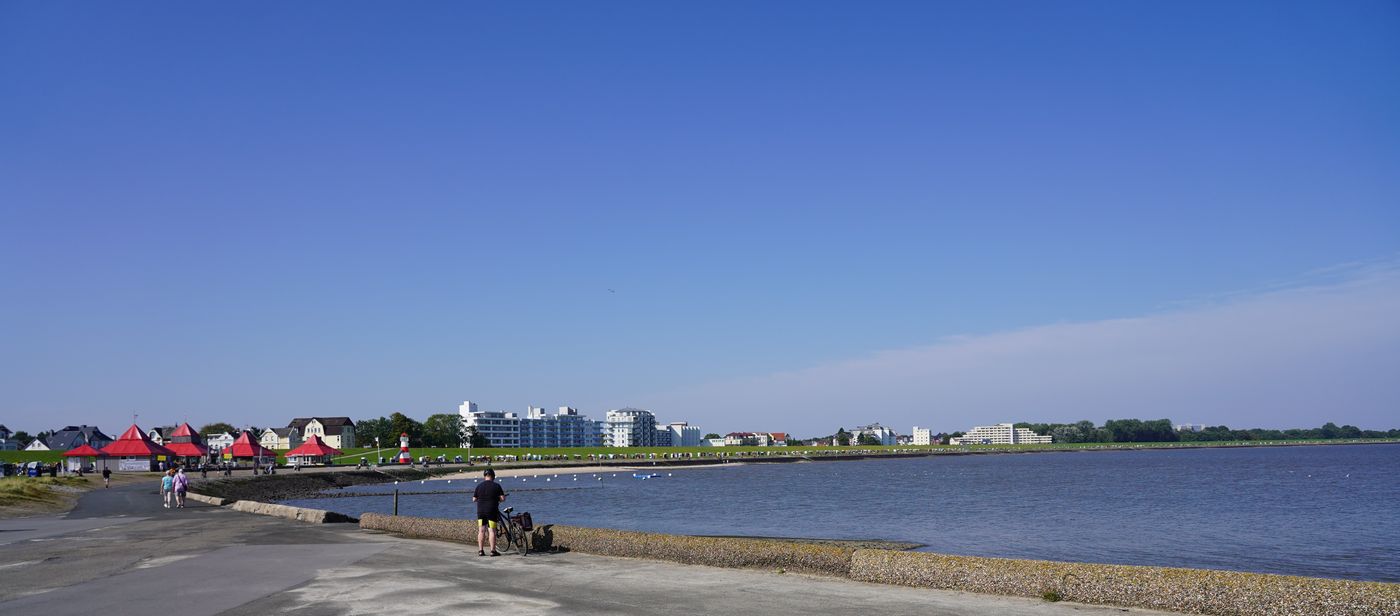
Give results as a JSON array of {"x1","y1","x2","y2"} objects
[{"x1": 494, "y1": 506, "x2": 531, "y2": 556}]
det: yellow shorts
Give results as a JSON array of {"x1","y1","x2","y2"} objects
[{"x1": 477, "y1": 518, "x2": 497, "y2": 529}]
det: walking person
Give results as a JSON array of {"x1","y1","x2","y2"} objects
[
  {"x1": 160, "y1": 469, "x2": 175, "y2": 508},
  {"x1": 102, "y1": 467, "x2": 111, "y2": 488},
  {"x1": 472, "y1": 469, "x2": 507, "y2": 557},
  {"x1": 172, "y1": 468, "x2": 189, "y2": 508}
]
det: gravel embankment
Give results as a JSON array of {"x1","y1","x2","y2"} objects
[{"x1": 357, "y1": 513, "x2": 1400, "y2": 616}]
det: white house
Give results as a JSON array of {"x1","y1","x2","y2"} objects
[
  {"x1": 259, "y1": 427, "x2": 302, "y2": 451},
  {"x1": 287, "y1": 417, "x2": 356, "y2": 449},
  {"x1": 24, "y1": 438, "x2": 50, "y2": 451},
  {"x1": 853, "y1": 423, "x2": 897, "y2": 446}
]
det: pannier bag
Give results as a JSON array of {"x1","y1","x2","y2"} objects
[{"x1": 514, "y1": 512, "x2": 533, "y2": 531}]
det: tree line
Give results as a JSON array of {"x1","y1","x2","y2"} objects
[
  {"x1": 1014, "y1": 419, "x2": 1400, "y2": 443},
  {"x1": 353, "y1": 412, "x2": 489, "y2": 449}
]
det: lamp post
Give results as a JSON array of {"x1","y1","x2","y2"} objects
[{"x1": 374, "y1": 437, "x2": 381, "y2": 467}]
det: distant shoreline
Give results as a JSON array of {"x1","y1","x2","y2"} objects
[{"x1": 180, "y1": 438, "x2": 1400, "y2": 505}]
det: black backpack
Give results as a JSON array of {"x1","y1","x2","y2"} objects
[{"x1": 513, "y1": 511, "x2": 533, "y2": 531}]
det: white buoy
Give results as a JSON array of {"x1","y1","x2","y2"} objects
[
  {"x1": 394, "y1": 481, "x2": 399, "y2": 485},
  {"x1": 668, "y1": 473, "x2": 672, "y2": 477}
]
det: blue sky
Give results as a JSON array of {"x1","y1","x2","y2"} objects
[{"x1": 2, "y1": 2, "x2": 1398, "y2": 436}]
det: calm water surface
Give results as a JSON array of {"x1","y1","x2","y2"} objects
[{"x1": 282, "y1": 444, "x2": 1400, "y2": 582}]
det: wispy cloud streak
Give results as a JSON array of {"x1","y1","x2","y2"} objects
[{"x1": 646, "y1": 264, "x2": 1400, "y2": 435}]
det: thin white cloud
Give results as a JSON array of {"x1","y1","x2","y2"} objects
[{"x1": 645, "y1": 264, "x2": 1400, "y2": 436}]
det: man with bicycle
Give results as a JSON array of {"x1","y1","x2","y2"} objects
[{"x1": 473, "y1": 468, "x2": 507, "y2": 556}]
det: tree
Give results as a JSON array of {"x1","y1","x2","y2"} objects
[
  {"x1": 703, "y1": 433, "x2": 721, "y2": 440},
  {"x1": 463, "y1": 425, "x2": 490, "y2": 448},
  {"x1": 389, "y1": 412, "x2": 423, "y2": 445},
  {"x1": 199, "y1": 422, "x2": 237, "y2": 435},
  {"x1": 835, "y1": 427, "x2": 851, "y2": 446},
  {"x1": 355, "y1": 417, "x2": 396, "y2": 449},
  {"x1": 422, "y1": 413, "x2": 465, "y2": 448},
  {"x1": 12, "y1": 431, "x2": 31, "y2": 445},
  {"x1": 857, "y1": 433, "x2": 881, "y2": 446}
]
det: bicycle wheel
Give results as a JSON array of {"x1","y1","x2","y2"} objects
[
  {"x1": 517, "y1": 522, "x2": 529, "y2": 556},
  {"x1": 495, "y1": 520, "x2": 513, "y2": 553}
]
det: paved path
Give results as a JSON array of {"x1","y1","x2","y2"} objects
[{"x1": 0, "y1": 483, "x2": 1178, "y2": 616}]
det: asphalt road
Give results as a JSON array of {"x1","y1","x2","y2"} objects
[{"x1": 0, "y1": 482, "x2": 1176, "y2": 616}]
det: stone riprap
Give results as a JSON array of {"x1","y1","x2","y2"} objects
[
  {"x1": 358, "y1": 514, "x2": 852, "y2": 577},
  {"x1": 360, "y1": 513, "x2": 1399, "y2": 616},
  {"x1": 849, "y1": 549, "x2": 1400, "y2": 616},
  {"x1": 231, "y1": 500, "x2": 357, "y2": 524}
]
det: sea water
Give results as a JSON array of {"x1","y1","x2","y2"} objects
[{"x1": 280, "y1": 443, "x2": 1400, "y2": 582}]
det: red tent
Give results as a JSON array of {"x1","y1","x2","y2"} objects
[
  {"x1": 62, "y1": 443, "x2": 106, "y2": 471},
  {"x1": 166, "y1": 441, "x2": 209, "y2": 457},
  {"x1": 223, "y1": 430, "x2": 276, "y2": 459},
  {"x1": 166, "y1": 422, "x2": 209, "y2": 458},
  {"x1": 62, "y1": 444, "x2": 105, "y2": 457},
  {"x1": 99, "y1": 425, "x2": 175, "y2": 472},
  {"x1": 285, "y1": 434, "x2": 342, "y2": 464},
  {"x1": 101, "y1": 425, "x2": 176, "y2": 457}
]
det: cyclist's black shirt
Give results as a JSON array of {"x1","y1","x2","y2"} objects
[{"x1": 473, "y1": 480, "x2": 505, "y2": 516}]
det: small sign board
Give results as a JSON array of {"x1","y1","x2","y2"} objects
[{"x1": 118, "y1": 458, "x2": 150, "y2": 472}]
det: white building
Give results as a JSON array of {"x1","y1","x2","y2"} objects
[
  {"x1": 913, "y1": 427, "x2": 933, "y2": 446},
  {"x1": 606, "y1": 408, "x2": 656, "y2": 447},
  {"x1": 204, "y1": 432, "x2": 235, "y2": 451},
  {"x1": 520, "y1": 406, "x2": 604, "y2": 448},
  {"x1": 702, "y1": 438, "x2": 725, "y2": 447},
  {"x1": 460, "y1": 401, "x2": 520, "y2": 448},
  {"x1": 458, "y1": 401, "x2": 604, "y2": 448},
  {"x1": 853, "y1": 423, "x2": 897, "y2": 446},
  {"x1": 949, "y1": 423, "x2": 1052, "y2": 445},
  {"x1": 665, "y1": 422, "x2": 703, "y2": 447}
]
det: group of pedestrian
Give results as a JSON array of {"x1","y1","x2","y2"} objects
[{"x1": 159, "y1": 467, "x2": 189, "y2": 508}]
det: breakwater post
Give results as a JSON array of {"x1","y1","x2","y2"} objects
[{"x1": 393, "y1": 489, "x2": 399, "y2": 516}]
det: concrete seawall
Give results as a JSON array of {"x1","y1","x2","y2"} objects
[
  {"x1": 359, "y1": 513, "x2": 1400, "y2": 616},
  {"x1": 231, "y1": 500, "x2": 357, "y2": 524}
]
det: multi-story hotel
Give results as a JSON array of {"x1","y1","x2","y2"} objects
[
  {"x1": 949, "y1": 423, "x2": 1053, "y2": 445},
  {"x1": 606, "y1": 408, "x2": 656, "y2": 447},
  {"x1": 912, "y1": 426, "x2": 933, "y2": 446},
  {"x1": 458, "y1": 401, "x2": 604, "y2": 448}
]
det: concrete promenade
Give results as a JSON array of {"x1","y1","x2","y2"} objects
[{"x1": 0, "y1": 482, "x2": 1176, "y2": 616}]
